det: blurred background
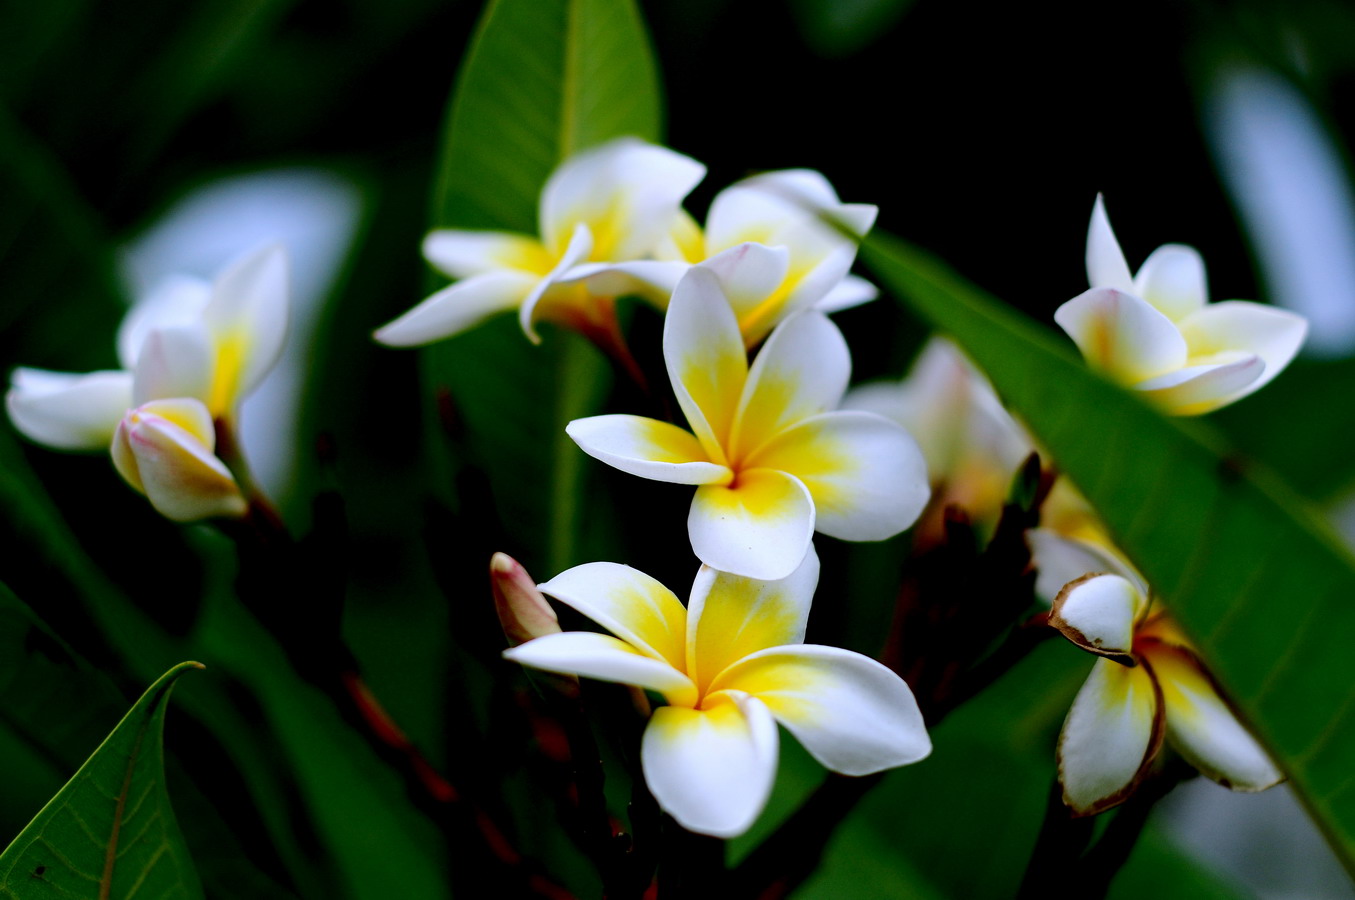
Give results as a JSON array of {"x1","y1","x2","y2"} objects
[{"x1": 2, "y1": 0, "x2": 1354, "y2": 896}]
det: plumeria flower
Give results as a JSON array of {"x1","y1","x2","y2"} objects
[
  {"x1": 574, "y1": 169, "x2": 878, "y2": 348},
  {"x1": 1026, "y1": 477, "x2": 1139, "y2": 603},
  {"x1": 504, "y1": 550, "x2": 931, "y2": 837},
  {"x1": 567, "y1": 254, "x2": 929, "y2": 580},
  {"x1": 374, "y1": 138, "x2": 705, "y2": 347},
  {"x1": 1051, "y1": 572, "x2": 1283, "y2": 815},
  {"x1": 1054, "y1": 196, "x2": 1307, "y2": 415}
]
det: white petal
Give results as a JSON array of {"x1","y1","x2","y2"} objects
[
  {"x1": 1086, "y1": 195, "x2": 1134, "y2": 291},
  {"x1": 815, "y1": 274, "x2": 878, "y2": 313},
  {"x1": 713, "y1": 644, "x2": 930, "y2": 775},
  {"x1": 1027, "y1": 529, "x2": 1145, "y2": 603},
  {"x1": 202, "y1": 244, "x2": 290, "y2": 405},
  {"x1": 518, "y1": 223, "x2": 593, "y2": 343},
  {"x1": 422, "y1": 230, "x2": 550, "y2": 279},
  {"x1": 689, "y1": 469, "x2": 815, "y2": 580},
  {"x1": 685, "y1": 549, "x2": 820, "y2": 694},
  {"x1": 663, "y1": 266, "x2": 748, "y2": 461},
  {"x1": 1134, "y1": 355, "x2": 1265, "y2": 416},
  {"x1": 1176, "y1": 301, "x2": 1308, "y2": 399},
  {"x1": 539, "y1": 138, "x2": 705, "y2": 260},
  {"x1": 558, "y1": 260, "x2": 690, "y2": 307},
  {"x1": 1049, "y1": 573, "x2": 1147, "y2": 662},
  {"x1": 116, "y1": 275, "x2": 212, "y2": 369},
  {"x1": 707, "y1": 169, "x2": 873, "y2": 255},
  {"x1": 131, "y1": 325, "x2": 214, "y2": 406},
  {"x1": 374, "y1": 270, "x2": 536, "y2": 347},
  {"x1": 537, "y1": 562, "x2": 688, "y2": 672},
  {"x1": 641, "y1": 694, "x2": 778, "y2": 838},
  {"x1": 566, "y1": 414, "x2": 729, "y2": 485},
  {"x1": 1133, "y1": 244, "x2": 1208, "y2": 321},
  {"x1": 112, "y1": 399, "x2": 245, "y2": 522},
  {"x1": 698, "y1": 242, "x2": 792, "y2": 326},
  {"x1": 1058, "y1": 657, "x2": 1164, "y2": 815},
  {"x1": 747, "y1": 411, "x2": 930, "y2": 542},
  {"x1": 731, "y1": 311, "x2": 850, "y2": 461},
  {"x1": 504, "y1": 632, "x2": 695, "y2": 706},
  {"x1": 1055, "y1": 287, "x2": 1188, "y2": 383},
  {"x1": 6, "y1": 369, "x2": 132, "y2": 451},
  {"x1": 1146, "y1": 644, "x2": 1284, "y2": 791}
]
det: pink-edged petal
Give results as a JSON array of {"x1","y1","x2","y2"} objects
[
  {"x1": 116, "y1": 275, "x2": 212, "y2": 369},
  {"x1": 6, "y1": 369, "x2": 132, "y2": 451},
  {"x1": 1086, "y1": 195, "x2": 1134, "y2": 292},
  {"x1": 539, "y1": 138, "x2": 705, "y2": 260},
  {"x1": 374, "y1": 270, "x2": 537, "y2": 347},
  {"x1": 746, "y1": 411, "x2": 929, "y2": 542},
  {"x1": 518, "y1": 223, "x2": 593, "y2": 343},
  {"x1": 712, "y1": 644, "x2": 930, "y2": 776},
  {"x1": 1133, "y1": 244, "x2": 1208, "y2": 321},
  {"x1": 1176, "y1": 301, "x2": 1308, "y2": 398},
  {"x1": 422, "y1": 230, "x2": 552, "y2": 279},
  {"x1": 641, "y1": 693, "x2": 778, "y2": 838},
  {"x1": 689, "y1": 468, "x2": 814, "y2": 581},
  {"x1": 816, "y1": 274, "x2": 878, "y2": 313},
  {"x1": 663, "y1": 266, "x2": 748, "y2": 462},
  {"x1": 730, "y1": 311, "x2": 851, "y2": 462},
  {"x1": 111, "y1": 399, "x2": 245, "y2": 522},
  {"x1": 1145, "y1": 643, "x2": 1284, "y2": 791},
  {"x1": 699, "y1": 242, "x2": 792, "y2": 327},
  {"x1": 202, "y1": 244, "x2": 290, "y2": 407},
  {"x1": 566, "y1": 414, "x2": 729, "y2": 485},
  {"x1": 1058, "y1": 657, "x2": 1165, "y2": 816},
  {"x1": 1134, "y1": 355, "x2": 1265, "y2": 416},
  {"x1": 684, "y1": 549, "x2": 820, "y2": 695},
  {"x1": 1027, "y1": 529, "x2": 1146, "y2": 603},
  {"x1": 1050, "y1": 573, "x2": 1147, "y2": 663},
  {"x1": 131, "y1": 325, "x2": 214, "y2": 406},
  {"x1": 504, "y1": 632, "x2": 696, "y2": 707},
  {"x1": 1055, "y1": 287, "x2": 1188, "y2": 383},
  {"x1": 537, "y1": 562, "x2": 688, "y2": 671},
  {"x1": 558, "y1": 260, "x2": 690, "y2": 307}
]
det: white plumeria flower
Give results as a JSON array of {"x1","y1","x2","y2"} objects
[
  {"x1": 1027, "y1": 478, "x2": 1142, "y2": 603},
  {"x1": 567, "y1": 254, "x2": 929, "y2": 580},
  {"x1": 1054, "y1": 196, "x2": 1307, "y2": 415},
  {"x1": 574, "y1": 169, "x2": 878, "y2": 348},
  {"x1": 111, "y1": 398, "x2": 248, "y2": 522},
  {"x1": 1051, "y1": 573, "x2": 1283, "y2": 815},
  {"x1": 374, "y1": 138, "x2": 705, "y2": 347},
  {"x1": 504, "y1": 550, "x2": 931, "y2": 838}
]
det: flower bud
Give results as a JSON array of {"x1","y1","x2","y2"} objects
[
  {"x1": 489, "y1": 552, "x2": 560, "y2": 647},
  {"x1": 111, "y1": 398, "x2": 246, "y2": 522}
]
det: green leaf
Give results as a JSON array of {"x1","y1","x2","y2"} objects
[
  {"x1": 861, "y1": 231, "x2": 1355, "y2": 874},
  {"x1": 0, "y1": 662, "x2": 205, "y2": 900}
]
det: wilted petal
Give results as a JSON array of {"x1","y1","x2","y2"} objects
[
  {"x1": 747, "y1": 411, "x2": 929, "y2": 542},
  {"x1": 537, "y1": 562, "x2": 688, "y2": 671},
  {"x1": 1055, "y1": 288, "x2": 1188, "y2": 383},
  {"x1": 816, "y1": 274, "x2": 878, "y2": 313},
  {"x1": 116, "y1": 275, "x2": 212, "y2": 369},
  {"x1": 504, "y1": 632, "x2": 695, "y2": 707},
  {"x1": 1176, "y1": 301, "x2": 1307, "y2": 399},
  {"x1": 1086, "y1": 195, "x2": 1134, "y2": 292},
  {"x1": 374, "y1": 270, "x2": 537, "y2": 347},
  {"x1": 111, "y1": 399, "x2": 246, "y2": 522},
  {"x1": 422, "y1": 230, "x2": 552, "y2": 279},
  {"x1": 1135, "y1": 355, "x2": 1265, "y2": 416},
  {"x1": 1050, "y1": 573, "x2": 1147, "y2": 663},
  {"x1": 201, "y1": 244, "x2": 290, "y2": 411},
  {"x1": 641, "y1": 694, "x2": 778, "y2": 838},
  {"x1": 1145, "y1": 643, "x2": 1284, "y2": 791},
  {"x1": 1058, "y1": 657, "x2": 1164, "y2": 815},
  {"x1": 566, "y1": 414, "x2": 730, "y2": 485},
  {"x1": 6, "y1": 369, "x2": 133, "y2": 451},
  {"x1": 664, "y1": 267, "x2": 748, "y2": 462},
  {"x1": 713, "y1": 644, "x2": 930, "y2": 775},
  {"x1": 131, "y1": 325, "x2": 214, "y2": 406},
  {"x1": 684, "y1": 549, "x2": 819, "y2": 694},
  {"x1": 1134, "y1": 244, "x2": 1208, "y2": 322},
  {"x1": 689, "y1": 468, "x2": 814, "y2": 581}
]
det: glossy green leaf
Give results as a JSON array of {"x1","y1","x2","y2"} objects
[
  {"x1": 0, "y1": 662, "x2": 205, "y2": 900},
  {"x1": 861, "y1": 231, "x2": 1355, "y2": 874}
]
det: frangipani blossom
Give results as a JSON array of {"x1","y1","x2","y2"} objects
[
  {"x1": 374, "y1": 138, "x2": 705, "y2": 347},
  {"x1": 504, "y1": 551, "x2": 931, "y2": 838},
  {"x1": 1054, "y1": 196, "x2": 1307, "y2": 415},
  {"x1": 111, "y1": 399, "x2": 247, "y2": 522},
  {"x1": 1027, "y1": 478, "x2": 1141, "y2": 602},
  {"x1": 567, "y1": 256, "x2": 929, "y2": 580},
  {"x1": 1051, "y1": 572, "x2": 1282, "y2": 815}
]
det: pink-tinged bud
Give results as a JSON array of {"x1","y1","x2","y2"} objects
[
  {"x1": 110, "y1": 398, "x2": 246, "y2": 522},
  {"x1": 490, "y1": 552, "x2": 560, "y2": 647}
]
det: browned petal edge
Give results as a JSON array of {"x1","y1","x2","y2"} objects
[
  {"x1": 1056, "y1": 656, "x2": 1167, "y2": 817},
  {"x1": 1050, "y1": 572, "x2": 1137, "y2": 667}
]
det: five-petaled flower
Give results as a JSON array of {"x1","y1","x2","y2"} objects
[
  {"x1": 504, "y1": 550, "x2": 931, "y2": 837},
  {"x1": 1054, "y1": 195, "x2": 1307, "y2": 415},
  {"x1": 373, "y1": 137, "x2": 704, "y2": 347},
  {"x1": 566, "y1": 251, "x2": 929, "y2": 580},
  {"x1": 1051, "y1": 571, "x2": 1283, "y2": 815}
]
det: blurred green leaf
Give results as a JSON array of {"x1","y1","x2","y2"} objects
[
  {"x1": 0, "y1": 661, "x2": 205, "y2": 900},
  {"x1": 862, "y1": 231, "x2": 1355, "y2": 875},
  {"x1": 788, "y1": 0, "x2": 914, "y2": 58}
]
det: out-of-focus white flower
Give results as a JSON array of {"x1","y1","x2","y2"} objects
[
  {"x1": 111, "y1": 398, "x2": 247, "y2": 522},
  {"x1": 567, "y1": 252, "x2": 929, "y2": 581},
  {"x1": 374, "y1": 138, "x2": 705, "y2": 347},
  {"x1": 505, "y1": 550, "x2": 931, "y2": 837},
  {"x1": 1054, "y1": 196, "x2": 1307, "y2": 415},
  {"x1": 1051, "y1": 573, "x2": 1283, "y2": 815}
]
